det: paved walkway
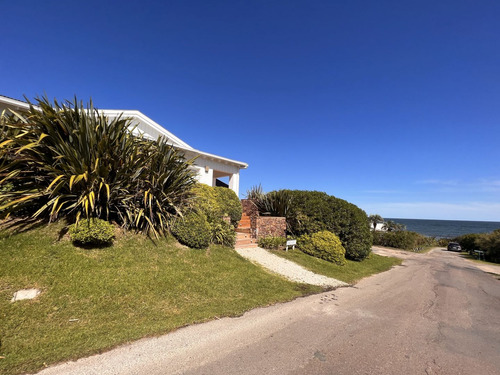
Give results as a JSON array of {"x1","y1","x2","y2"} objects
[{"x1": 235, "y1": 247, "x2": 348, "y2": 288}]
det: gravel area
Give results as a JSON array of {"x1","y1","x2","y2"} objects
[{"x1": 235, "y1": 247, "x2": 348, "y2": 288}]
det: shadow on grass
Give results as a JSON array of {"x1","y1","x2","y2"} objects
[
  {"x1": 0, "y1": 216, "x2": 49, "y2": 234},
  {"x1": 71, "y1": 241, "x2": 114, "y2": 250}
]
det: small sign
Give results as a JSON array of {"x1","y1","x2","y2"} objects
[{"x1": 286, "y1": 239, "x2": 296, "y2": 251}]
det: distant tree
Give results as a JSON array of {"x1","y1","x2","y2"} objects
[
  {"x1": 383, "y1": 220, "x2": 406, "y2": 232},
  {"x1": 368, "y1": 214, "x2": 384, "y2": 232}
]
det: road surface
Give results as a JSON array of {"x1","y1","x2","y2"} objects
[{"x1": 39, "y1": 248, "x2": 500, "y2": 375}]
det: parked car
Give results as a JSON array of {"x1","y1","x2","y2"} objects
[{"x1": 447, "y1": 242, "x2": 462, "y2": 252}]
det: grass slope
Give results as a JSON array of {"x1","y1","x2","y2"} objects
[
  {"x1": 273, "y1": 249, "x2": 402, "y2": 284},
  {"x1": 0, "y1": 222, "x2": 320, "y2": 375}
]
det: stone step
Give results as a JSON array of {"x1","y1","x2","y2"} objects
[
  {"x1": 236, "y1": 232, "x2": 251, "y2": 240},
  {"x1": 238, "y1": 218, "x2": 251, "y2": 226},
  {"x1": 235, "y1": 228, "x2": 251, "y2": 234},
  {"x1": 235, "y1": 239, "x2": 258, "y2": 248}
]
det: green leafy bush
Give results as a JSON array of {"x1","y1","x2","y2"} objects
[
  {"x1": 279, "y1": 190, "x2": 372, "y2": 260},
  {"x1": 0, "y1": 96, "x2": 196, "y2": 236},
  {"x1": 258, "y1": 236, "x2": 287, "y2": 250},
  {"x1": 211, "y1": 220, "x2": 236, "y2": 248},
  {"x1": 214, "y1": 187, "x2": 242, "y2": 225},
  {"x1": 69, "y1": 218, "x2": 115, "y2": 246},
  {"x1": 171, "y1": 212, "x2": 211, "y2": 249},
  {"x1": 476, "y1": 229, "x2": 500, "y2": 263},
  {"x1": 191, "y1": 184, "x2": 242, "y2": 225},
  {"x1": 437, "y1": 238, "x2": 451, "y2": 247},
  {"x1": 298, "y1": 230, "x2": 346, "y2": 265},
  {"x1": 372, "y1": 230, "x2": 435, "y2": 250},
  {"x1": 454, "y1": 233, "x2": 482, "y2": 253}
]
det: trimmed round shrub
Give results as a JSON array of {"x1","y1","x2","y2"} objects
[
  {"x1": 258, "y1": 236, "x2": 287, "y2": 250},
  {"x1": 191, "y1": 184, "x2": 242, "y2": 225},
  {"x1": 298, "y1": 230, "x2": 346, "y2": 265},
  {"x1": 211, "y1": 220, "x2": 236, "y2": 248},
  {"x1": 171, "y1": 212, "x2": 211, "y2": 249},
  {"x1": 214, "y1": 187, "x2": 242, "y2": 225},
  {"x1": 69, "y1": 218, "x2": 115, "y2": 246}
]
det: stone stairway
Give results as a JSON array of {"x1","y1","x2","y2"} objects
[{"x1": 235, "y1": 213, "x2": 258, "y2": 248}]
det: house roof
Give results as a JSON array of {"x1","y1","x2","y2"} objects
[{"x1": 0, "y1": 95, "x2": 248, "y2": 169}]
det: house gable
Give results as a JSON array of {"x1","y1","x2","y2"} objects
[{"x1": 0, "y1": 95, "x2": 247, "y2": 196}]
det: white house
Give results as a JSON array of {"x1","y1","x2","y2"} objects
[{"x1": 0, "y1": 95, "x2": 248, "y2": 196}]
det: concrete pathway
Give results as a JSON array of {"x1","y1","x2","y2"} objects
[{"x1": 235, "y1": 247, "x2": 348, "y2": 288}]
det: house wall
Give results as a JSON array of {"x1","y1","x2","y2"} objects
[
  {"x1": 370, "y1": 223, "x2": 387, "y2": 231},
  {"x1": 188, "y1": 154, "x2": 241, "y2": 196}
]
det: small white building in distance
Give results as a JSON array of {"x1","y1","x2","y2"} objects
[{"x1": 0, "y1": 95, "x2": 248, "y2": 196}]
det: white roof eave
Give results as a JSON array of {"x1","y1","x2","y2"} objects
[
  {"x1": 177, "y1": 146, "x2": 249, "y2": 169},
  {"x1": 0, "y1": 95, "x2": 248, "y2": 170}
]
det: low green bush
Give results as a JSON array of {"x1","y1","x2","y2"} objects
[
  {"x1": 69, "y1": 218, "x2": 115, "y2": 246},
  {"x1": 211, "y1": 220, "x2": 236, "y2": 248},
  {"x1": 298, "y1": 230, "x2": 346, "y2": 265},
  {"x1": 171, "y1": 212, "x2": 211, "y2": 249},
  {"x1": 372, "y1": 230, "x2": 435, "y2": 250},
  {"x1": 477, "y1": 229, "x2": 500, "y2": 263},
  {"x1": 258, "y1": 236, "x2": 287, "y2": 250}
]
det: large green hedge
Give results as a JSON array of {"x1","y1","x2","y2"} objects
[{"x1": 278, "y1": 190, "x2": 372, "y2": 261}]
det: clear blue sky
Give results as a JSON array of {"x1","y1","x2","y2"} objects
[{"x1": 2, "y1": 1, "x2": 499, "y2": 221}]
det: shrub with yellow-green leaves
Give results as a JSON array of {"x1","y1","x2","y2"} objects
[
  {"x1": 191, "y1": 184, "x2": 242, "y2": 226},
  {"x1": 298, "y1": 230, "x2": 346, "y2": 265}
]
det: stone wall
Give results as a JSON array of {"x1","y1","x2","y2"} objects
[{"x1": 256, "y1": 216, "x2": 287, "y2": 239}]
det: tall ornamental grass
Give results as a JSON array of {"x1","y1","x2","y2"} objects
[{"x1": 0, "y1": 96, "x2": 195, "y2": 236}]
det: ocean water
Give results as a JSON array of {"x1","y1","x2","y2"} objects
[{"x1": 386, "y1": 218, "x2": 500, "y2": 239}]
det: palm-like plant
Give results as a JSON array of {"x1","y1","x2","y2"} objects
[
  {"x1": 246, "y1": 186, "x2": 293, "y2": 219},
  {"x1": 0, "y1": 96, "x2": 195, "y2": 236}
]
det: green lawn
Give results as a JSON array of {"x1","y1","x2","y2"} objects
[
  {"x1": 272, "y1": 248, "x2": 402, "y2": 284},
  {"x1": 0, "y1": 222, "x2": 321, "y2": 375}
]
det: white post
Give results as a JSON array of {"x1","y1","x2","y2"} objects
[{"x1": 229, "y1": 172, "x2": 240, "y2": 197}]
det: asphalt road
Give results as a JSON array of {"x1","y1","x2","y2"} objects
[{"x1": 39, "y1": 248, "x2": 500, "y2": 375}]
